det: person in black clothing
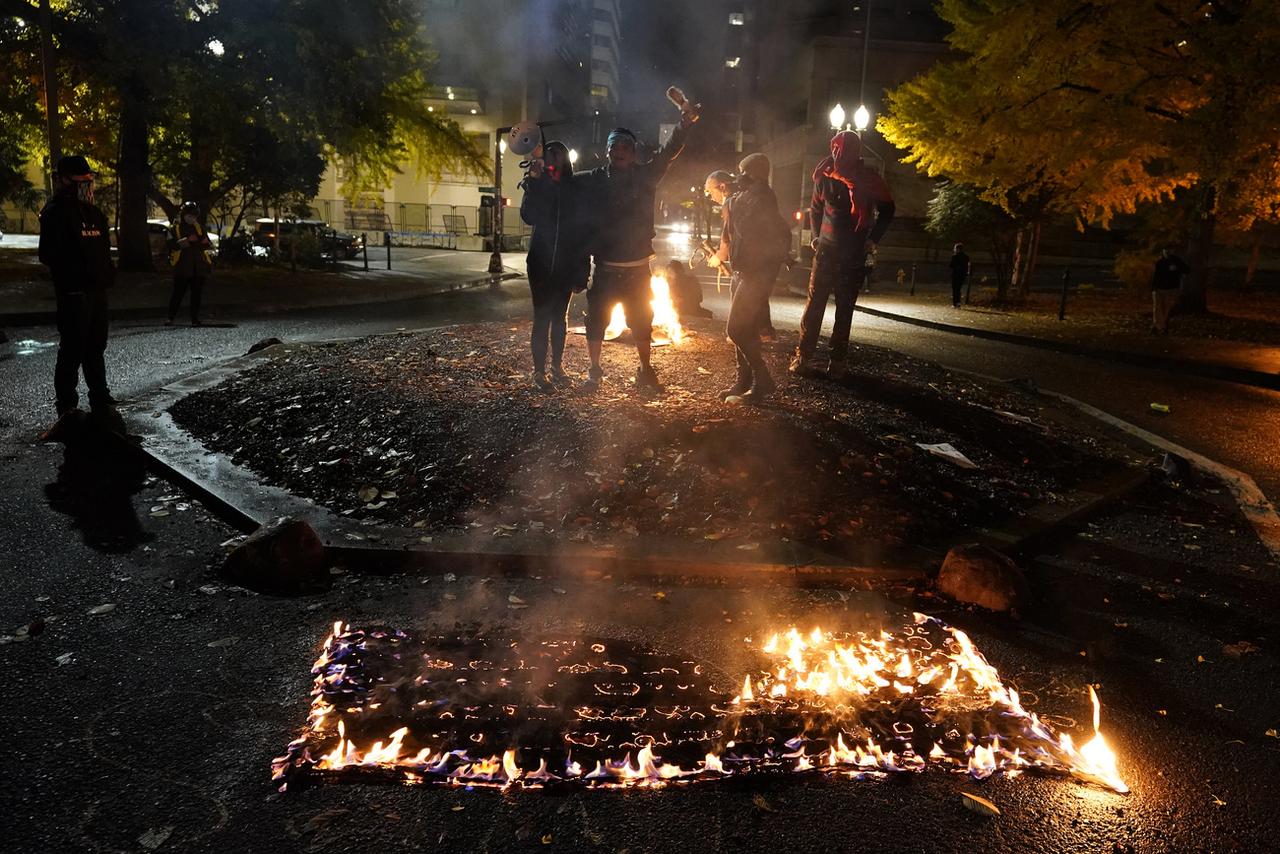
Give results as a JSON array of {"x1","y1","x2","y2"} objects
[
  {"x1": 38, "y1": 155, "x2": 116, "y2": 417},
  {"x1": 664, "y1": 259, "x2": 712, "y2": 321},
  {"x1": 703, "y1": 167, "x2": 776, "y2": 339},
  {"x1": 1151, "y1": 247, "x2": 1189, "y2": 334},
  {"x1": 519, "y1": 141, "x2": 592, "y2": 389},
  {"x1": 949, "y1": 242, "x2": 970, "y2": 308},
  {"x1": 792, "y1": 131, "x2": 894, "y2": 380},
  {"x1": 577, "y1": 104, "x2": 696, "y2": 390},
  {"x1": 166, "y1": 201, "x2": 214, "y2": 326},
  {"x1": 711, "y1": 153, "x2": 790, "y2": 404}
]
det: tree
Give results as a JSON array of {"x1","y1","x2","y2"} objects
[
  {"x1": 881, "y1": 0, "x2": 1280, "y2": 310},
  {"x1": 1, "y1": 0, "x2": 488, "y2": 270},
  {"x1": 926, "y1": 182, "x2": 1017, "y2": 299}
]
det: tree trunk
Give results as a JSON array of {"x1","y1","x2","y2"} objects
[
  {"x1": 1019, "y1": 221, "x2": 1042, "y2": 299},
  {"x1": 115, "y1": 82, "x2": 153, "y2": 272},
  {"x1": 1181, "y1": 183, "x2": 1216, "y2": 314},
  {"x1": 1004, "y1": 227, "x2": 1024, "y2": 303}
]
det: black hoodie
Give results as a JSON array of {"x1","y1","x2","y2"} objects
[
  {"x1": 520, "y1": 170, "x2": 592, "y2": 287},
  {"x1": 38, "y1": 188, "x2": 115, "y2": 295}
]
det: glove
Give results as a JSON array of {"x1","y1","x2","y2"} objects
[{"x1": 707, "y1": 254, "x2": 722, "y2": 269}]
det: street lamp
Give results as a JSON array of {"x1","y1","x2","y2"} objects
[
  {"x1": 499, "y1": 138, "x2": 507, "y2": 154},
  {"x1": 568, "y1": 148, "x2": 578, "y2": 165},
  {"x1": 853, "y1": 104, "x2": 871, "y2": 133},
  {"x1": 828, "y1": 103, "x2": 846, "y2": 131}
]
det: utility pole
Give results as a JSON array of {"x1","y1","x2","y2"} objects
[{"x1": 39, "y1": 0, "x2": 61, "y2": 189}]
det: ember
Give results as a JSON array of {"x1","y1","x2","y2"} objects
[
  {"x1": 603, "y1": 274, "x2": 684, "y2": 345},
  {"x1": 273, "y1": 615, "x2": 1127, "y2": 794}
]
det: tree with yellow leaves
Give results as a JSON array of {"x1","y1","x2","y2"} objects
[{"x1": 882, "y1": 0, "x2": 1280, "y2": 309}]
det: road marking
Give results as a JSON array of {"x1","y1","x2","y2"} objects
[{"x1": 404, "y1": 253, "x2": 453, "y2": 262}]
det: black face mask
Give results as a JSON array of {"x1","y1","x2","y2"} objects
[{"x1": 73, "y1": 180, "x2": 94, "y2": 205}]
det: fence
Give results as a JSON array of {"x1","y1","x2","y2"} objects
[{"x1": 312, "y1": 199, "x2": 530, "y2": 242}]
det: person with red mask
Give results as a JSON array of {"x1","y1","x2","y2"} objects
[
  {"x1": 519, "y1": 141, "x2": 592, "y2": 389},
  {"x1": 791, "y1": 130, "x2": 894, "y2": 379}
]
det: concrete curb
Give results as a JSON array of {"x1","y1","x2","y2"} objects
[
  {"x1": 853, "y1": 304, "x2": 1280, "y2": 392},
  {"x1": 0, "y1": 271, "x2": 522, "y2": 327}
]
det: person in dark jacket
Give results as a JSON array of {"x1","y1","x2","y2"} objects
[
  {"x1": 949, "y1": 242, "x2": 970, "y2": 308},
  {"x1": 577, "y1": 107, "x2": 696, "y2": 390},
  {"x1": 38, "y1": 154, "x2": 116, "y2": 416},
  {"x1": 704, "y1": 168, "x2": 776, "y2": 339},
  {"x1": 792, "y1": 130, "x2": 895, "y2": 379},
  {"x1": 1150, "y1": 247, "x2": 1189, "y2": 334},
  {"x1": 711, "y1": 153, "x2": 790, "y2": 404},
  {"x1": 664, "y1": 259, "x2": 712, "y2": 320},
  {"x1": 166, "y1": 201, "x2": 214, "y2": 326},
  {"x1": 519, "y1": 141, "x2": 592, "y2": 389}
]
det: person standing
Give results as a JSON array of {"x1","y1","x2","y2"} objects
[
  {"x1": 38, "y1": 155, "x2": 116, "y2": 417},
  {"x1": 577, "y1": 96, "x2": 697, "y2": 391},
  {"x1": 709, "y1": 153, "x2": 790, "y2": 404},
  {"x1": 519, "y1": 141, "x2": 592, "y2": 389},
  {"x1": 1151, "y1": 247, "x2": 1189, "y2": 335},
  {"x1": 703, "y1": 168, "x2": 776, "y2": 339},
  {"x1": 791, "y1": 131, "x2": 894, "y2": 380},
  {"x1": 949, "y1": 242, "x2": 970, "y2": 308},
  {"x1": 166, "y1": 201, "x2": 213, "y2": 326}
]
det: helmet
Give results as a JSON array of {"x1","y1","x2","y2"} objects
[
  {"x1": 180, "y1": 201, "x2": 200, "y2": 214},
  {"x1": 507, "y1": 121, "x2": 542, "y2": 157}
]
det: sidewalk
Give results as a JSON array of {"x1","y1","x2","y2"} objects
[
  {"x1": 847, "y1": 286, "x2": 1280, "y2": 389},
  {"x1": 0, "y1": 247, "x2": 526, "y2": 325}
]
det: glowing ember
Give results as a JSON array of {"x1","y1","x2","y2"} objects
[
  {"x1": 272, "y1": 615, "x2": 1129, "y2": 794},
  {"x1": 603, "y1": 274, "x2": 684, "y2": 345}
]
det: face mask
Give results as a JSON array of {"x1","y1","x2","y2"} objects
[
  {"x1": 183, "y1": 214, "x2": 197, "y2": 225},
  {"x1": 74, "y1": 180, "x2": 94, "y2": 205}
]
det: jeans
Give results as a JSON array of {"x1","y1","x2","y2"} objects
[
  {"x1": 799, "y1": 241, "x2": 867, "y2": 360},
  {"x1": 726, "y1": 267, "x2": 777, "y2": 387},
  {"x1": 54, "y1": 289, "x2": 111, "y2": 413},
  {"x1": 529, "y1": 276, "x2": 573, "y2": 371}
]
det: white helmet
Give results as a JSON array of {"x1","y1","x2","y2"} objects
[{"x1": 507, "y1": 121, "x2": 542, "y2": 157}]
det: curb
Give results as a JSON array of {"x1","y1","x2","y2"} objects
[
  {"x1": 853, "y1": 304, "x2": 1280, "y2": 392},
  {"x1": 0, "y1": 271, "x2": 523, "y2": 327}
]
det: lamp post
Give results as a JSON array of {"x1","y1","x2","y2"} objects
[
  {"x1": 853, "y1": 105, "x2": 871, "y2": 134},
  {"x1": 829, "y1": 103, "x2": 846, "y2": 131},
  {"x1": 488, "y1": 131, "x2": 505, "y2": 275}
]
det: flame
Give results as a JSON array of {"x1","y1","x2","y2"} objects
[
  {"x1": 274, "y1": 617, "x2": 1129, "y2": 794},
  {"x1": 603, "y1": 274, "x2": 684, "y2": 345}
]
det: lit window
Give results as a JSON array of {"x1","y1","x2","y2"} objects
[
  {"x1": 729, "y1": 12, "x2": 744, "y2": 25},
  {"x1": 725, "y1": 56, "x2": 741, "y2": 68}
]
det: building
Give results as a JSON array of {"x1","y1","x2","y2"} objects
[{"x1": 312, "y1": 0, "x2": 621, "y2": 246}]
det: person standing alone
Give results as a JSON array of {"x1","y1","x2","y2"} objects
[
  {"x1": 1150, "y1": 247, "x2": 1189, "y2": 335},
  {"x1": 166, "y1": 201, "x2": 213, "y2": 326},
  {"x1": 791, "y1": 131, "x2": 894, "y2": 380},
  {"x1": 949, "y1": 242, "x2": 970, "y2": 308},
  {"x1": 38, "y1": 155, "x2": 116, "y2": 418}
]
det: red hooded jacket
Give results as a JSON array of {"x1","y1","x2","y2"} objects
[{"x1": 810, "y1": 131, "x2": 894, "y2": 249}]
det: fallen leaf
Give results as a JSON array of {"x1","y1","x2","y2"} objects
[
  {"x1": 1265, "y1": 729, "x2": 1278, "y2": 738},
  {"x1": 751, "y1": 793, "x2": 776, "y2": 813},
  {"x1": 138, "y1": 826, "x2": 175, "y2": 851},
  {"x1": 87, "y1": 603, "x2": 116, "y2": 615},
  {"x1": 451, "y1": 805, "x2": 465, "y2": 812},
  {"x1": 961, "y1": 792, "x2": 1000, "y2": 817},
  {"x1": 357, "y1": 485, "x2": 379, "y2": 503},
  {"x1": 207, "y1": 636, "x2": 240, "y2": 648},
  {"x1": 541, "y1": 834, "x2": 553, "y2": 845},
  {"x1": 653, "y1": 591, "x2": 666, "y2": 601},
  {"x1": 55, "y1": 652, "x2": 75, "y2": 666},
  {"x1": 1222, "y1": 641, "x2": 1260, "y2": 657}
]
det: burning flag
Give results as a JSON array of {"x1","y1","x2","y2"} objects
[{"x1": 273, "y1": 615, "x2": 1128, "y2": 794}]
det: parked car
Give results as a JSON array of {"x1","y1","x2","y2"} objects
[
  {"x1": 253, "y1": 218, "x2": 364, "y2": 259},
  {"x1": 110, "y1": 219, "x2": 220, "y2": 258}
]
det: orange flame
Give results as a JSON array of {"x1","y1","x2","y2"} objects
[{"x1": 603, "y1": 274, "x2": 683, "y2": 345}]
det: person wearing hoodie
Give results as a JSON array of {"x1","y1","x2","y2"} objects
[
  {"x1": 791, "y1": 130, "x2": 895, "y2": 379},
  {"x1": 710, "y1": 153, "x2": 791, "y2": 404},
  {"x1": 577, "y1": 103, "x2": 697, "y2": 391},
  {"x1": 166, "y1": 201, "x2": 214, "y2": 326},
  {"x1": 38, "y1": 154, "x2": 116, "y2": 417},
  {"x1": 519, "y1": 141, "x2": 592, "y2": 389}
]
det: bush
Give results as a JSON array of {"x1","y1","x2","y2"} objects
[{"x1": 1114, "y1": 250, "x2": 1152, "y2": 291}]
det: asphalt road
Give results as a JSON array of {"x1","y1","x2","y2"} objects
[{"x1": 3, "y1": 267, "x2": 1280, "y2": 852}]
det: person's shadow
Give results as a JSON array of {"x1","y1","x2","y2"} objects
[{"x1": 43, "y1": 410, "x2": 153, "y2": 553}]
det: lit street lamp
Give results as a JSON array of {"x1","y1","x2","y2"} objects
[
  {"x1": 829, "y1": 103, "x2": 846, "y2": 131},
  {"x1": 854, "y1": 105, "x2": 871, "y2": 134},
  {"x1": 568, "y1": 148, "x2": 578, "y2": 165},
  {"x1": 499, "y1": 138, "x2": 507, "y2": 154}
]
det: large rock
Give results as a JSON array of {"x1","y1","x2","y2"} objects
[
  {"x1": 223, "y1": 516, "x2": 328, "y2": 594},
  {"x1": 937, "y1": 544, "x2": 1028, "y2": 614},
  {"x1": 246, "y1": 337, "x2": 283, "y2": 355}
]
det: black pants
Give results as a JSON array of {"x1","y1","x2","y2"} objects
[
  {"x1": 799, "y1": 242, "x2": 866, "y2": 360},
  {"x1": 169, "y1": 275, "x2": 205, "y2": 322},
  {"x1": 727, "y1": 267, "x2": 777, "y2": 387},
  {"x1": 585, "y1": 265, "x2": 652, "y2": 342},
  {"x1": 951, "y1": 276, "x2": 966, "y2": 306},
  {"x1": 730, "y1": 272, "x2": 774, "y2": 334},
  {"x1": 529, "y1": 276, "x2": 573, "y2": 372},
  {"x1": 54, "y1": 289, "x2": 111, "y2": 414}
]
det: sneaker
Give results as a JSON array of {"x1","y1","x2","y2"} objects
[
  {"x1": 90, "y1": 394, "x2": 119, "y2": 411},
  {"x1": 827, "y1": 359, "x2": 847, "y2": 380},
  {"x1": 788, "y1": 351, "x2": 820, "y2": 377},
  {"x1": 718, "y1": 378, "x2": 752, "y2": 401},
  {"x1": 736, "y1": 387, "x2": 771, "y2": 406},
  {"x1": 531, "y1": 369, "x2": 553, "y2": 391},
  {"x1": 581, "y1": 365, "x2": 604, "y2": 390},
  {"x1": 635, "y1": 365, "x2": 662, "y2": 390},
  {"x1": 549, "y1": 365, "x2": 572, "y2": 386}
]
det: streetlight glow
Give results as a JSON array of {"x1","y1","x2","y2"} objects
[
  {"x1": 499, "y1": 138, "x2": 507, "y2": 154},
  {"x1": 854, "y1": 104, "x2": 871, "y2": 132},
  {"x1": 568, "y1": 148, "x2": 579, "y2": 164},
  {"x1": 829, "y1": 103, "x2": 846, "y2": 130}
]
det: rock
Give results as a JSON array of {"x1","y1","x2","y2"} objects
[
  {"x1": 937, "y1": 544, "x2": 1028, "y2": 613},
  {"x1": 247, "y1": 337, "x2": 283, "y2": 355},
  {"x1": 222, "y1": 517, "x2": 328, "y2": 594}
]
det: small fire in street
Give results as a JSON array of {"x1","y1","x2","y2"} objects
[
  {"x1": 603, "y1": 274, "x2": 684, "y2": 346},
  {"x1": 272, "y1": 614, "x2": 1128, "y2": 794}
]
